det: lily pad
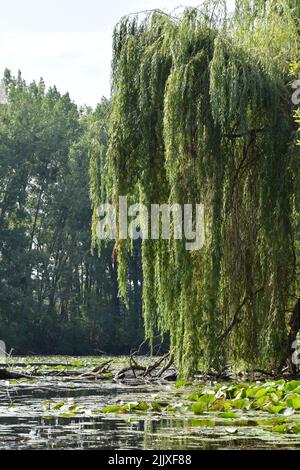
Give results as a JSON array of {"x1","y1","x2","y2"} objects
[{"x1": 219, "y1": 411, "x2": 238, "y2": 419}]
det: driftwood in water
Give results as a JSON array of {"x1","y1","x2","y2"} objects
[
  {"x1": 114, "y1": 352, "x2": 175, "y2": 383},
  {"x1": 81, "y1": 359, "x2": 113, "y2": 380}
]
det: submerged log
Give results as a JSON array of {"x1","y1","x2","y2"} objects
[{"x1": 0, "y1": 369, "x2": 32, "y2": 380}]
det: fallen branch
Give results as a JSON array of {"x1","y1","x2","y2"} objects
[
  {"x1": 157, "y1": 353, "x2": 174, "y2": 378},
  {"x1": 143, "y1": 353, "x2": 170, "y2": 377},
  {"x1": 0, "y1": 369, "x2": 32, "y2": 380},
  {"x1": 114, "y1": 351, "x2": 175, "y2": 383},
  {"x1": 81, "y1": 359, "x2": 113, "y2": 380}
]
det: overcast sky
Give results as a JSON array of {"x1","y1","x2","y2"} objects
[{"x1": 0, "y1": 0, "x2": 234, "y2": 107}]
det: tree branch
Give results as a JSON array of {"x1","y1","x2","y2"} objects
[{"x1": 218, "y1": 287, "x2": 264, "y2": 340}]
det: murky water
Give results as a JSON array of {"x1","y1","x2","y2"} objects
[{"x1": 1, "y1": 357, "x2": 300, "y2": 449}]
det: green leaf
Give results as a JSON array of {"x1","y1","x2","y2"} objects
[
  {"x1": 53, "y1": 401, "x2": 65, "y2": 410},
  {"x1": 165, "y1": 405, "x2": 177, "y2": 412},
  {"x1": 60, "y1": 412, "x2": 78, "y2": 418},
  {"x1": 265, "y1": 404, "x2": 285, "y2": 414},
  {"x1": 252, "y1": 396, "x2": 270, "y2": 409},
  {"x1": 219, "y1": 411, "x2": 238, "y2": 419},
  {"x1": 198, "y1": 393, "x2": 216, "y2": 407},
  {"x1": 135, "y1": 401, "x2": 149, "y2": 411},
  {"x1": 284, "y1": 381, "x2": 300, "y2": 392},
  {"x1": 254, "y1": 388, "x2": 268, "y2": 399},
  {"x1": 286, "y1": 396, "x2": 300, "y2": 410},
  {"x1": 191, "y1": 402, "x2": 205, "y2": 415},
  {"x1": 100, "y1": 405, "x2": 123, "y2": 413},
  {"x1": 234, "y1": 388, "x2": 247, "y2": 399},
  {"x1": 68, "y1": 403, "x2": 79, "y2": 411},
  {"x1": 209, "y1": 398, "x2": 225, "y2": 411},
  {"x1": 187, "y1": 392, "x2": 199, "y2": 401},
  {"x1": 225, "y1": 386, "x2": 238, "y2": 399},
  {"x1": 231, "y1": 398, "x2": 250, "y2": 410},
  {"x1": 270, "y1": 424, "x2": 288, "y2": 433},
  {"x1": 291, "y1": 425, "x2": 300, "y2": 434},
  {"x1": 246, "y1": 387, "x2": 259, "y2": 398},
  {"x1": 175, "y1": 380, "x2": 192, "y2": 388},
  {"x1": 151, "y1": 402, "x2": 162, "y2": 412}
]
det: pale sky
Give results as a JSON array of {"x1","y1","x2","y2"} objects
[{"x1": 0, "y1": 0, "x2": 234, "y2": 107}]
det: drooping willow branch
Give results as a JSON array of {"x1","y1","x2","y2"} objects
[{"x1": 91, "y1": 1, "x2": 299, "y2": 376}]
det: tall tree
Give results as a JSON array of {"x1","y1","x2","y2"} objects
[
  {"x1": 0, "y1": 72, "x2": 143, "y2": 354},
  {"x1": 92, "y1": 0, "x2": 300, "y2": 375}
]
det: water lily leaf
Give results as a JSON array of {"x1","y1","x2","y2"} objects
[
  {"x1": 284, "y1": 381, "x2": 300, "y2": 392},
  {"x1": 234, "y1": 388, "x2": 247, "y2": 399},
  {"x1": 265, "y1": 404, "x2": 285, "y2": 414},
  {"x1": 191, "y1": 402, "x2": 205, "y2": 415},
  {"x1": 226, "y1": 386, "x2": 238, "y2": 399},
  {"x1": 252, "y1": 396, "x2": 270, "y2": 409},
  {"x1": 209, "y1": 398, "x2": 225, "y2": 411},
  {"x1": 270, "y1": 424, "x2": 288, "y2": 433},
  {"x1": 269, "y1": 392, "x2": 281, "y2": 403},
  {"x1": 68, "y1": 403, "x2": 79, "y2": 411},
  {"x1": 223, "y1": 401, "x2": 232, "y2": 410},
  {"x1": 219, "y1": 411, "x2": 238, "y2": 419},
  {"x1": 165, "y1": 405, "x2": 177, "y2": 412},
  {"x1": 187, "y1": 392, "x2": 199, "y2": 401},
  {"x1": 254, "y1": 388, "x2": 268, "y2": 399},
  {"x1": 175, "y1": 380, "x2": 192, "y2": 388},
  {"x1": 100, "y1": 405, "x2": 123, "y2": 413},
  {"x1": 286, "y1": 396, "x2": 300, "y2": 410},
  {"x1": 246, "y1": 387, "x2": 259, "y2": 398},
  {"x1": 136, "y1": 401, "x2": 149, "y2": 411},
  {"x1": 198, "y1": 393, "x2": 216, "y2": 407},
  {"x1": 231, "y1": 398, "x2": 250, "y2": 410},
  {"x1": 291, "y1": 425, "x2": 300, "y2": 434},
  {"x1": 123, "y1": 402, "x2": 139, "y2": 411},
  {"x1": 53, "y1": 401, "x2": 65, "y2": 410},
  {"x1": 151, "y1": 402, "x2": 162, "y2": 412},
  {"x1": 60, "y1": 412, "x2": 78, "y2": 418}
]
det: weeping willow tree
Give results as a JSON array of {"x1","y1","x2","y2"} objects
[{"x1": 91, "y1": 0, "x2": 300, "y2": 375}]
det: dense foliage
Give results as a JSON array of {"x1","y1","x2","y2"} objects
[
  {"x1": 0, "y1": 71, "x2": 143, "y2": 354},
  {"x1": 92, "y1": 0, "x2": 300, "y2": 375}
]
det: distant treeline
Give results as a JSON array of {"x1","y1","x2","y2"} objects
[{"x1": 0, "y1": 69, "x2": 144, "y2": 355}]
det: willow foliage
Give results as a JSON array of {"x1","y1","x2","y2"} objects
[{"x1": 91, "y1": 1, "x2": 300, "y2": 375}]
